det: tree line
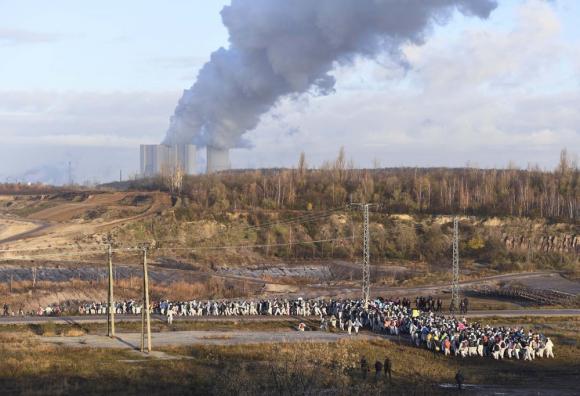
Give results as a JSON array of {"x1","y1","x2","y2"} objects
[{"x1": 132, "y1": 148, "x2": 578, "y2": 223}]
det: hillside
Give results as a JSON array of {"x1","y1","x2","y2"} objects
[
  {"x1": 0, "y1": 190, "x2": 577, "y2": 281},
  {"x1": 0, "y1": 159, "x2": 578, "y2": 310}
]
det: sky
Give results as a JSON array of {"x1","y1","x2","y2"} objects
[{"x1": 0, "y1": 0, "x2": 579, "y2": 184}]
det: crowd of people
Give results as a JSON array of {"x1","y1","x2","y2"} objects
[
  {"x1": 1, "y1": 296, "x2": 555, "y2": 361},
  {"x1": 2, "y1": 303, "x2": 68, "y2": 317},
  {"x1": 76, "y1": 296, "x2": 556, "y2": 360}
]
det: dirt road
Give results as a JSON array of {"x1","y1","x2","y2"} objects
[
  {"x1": 0, "y1": 216, "x2": 51, "y2": 245},
  {"x1": 0, "y1": 192, "x2": 170, "y2": 251},
  {"x1": 305, "y1": 271, "x2": 580, "y2": 296},
  {"x1": 40, "y1": 329, "x2": 374, "y2": 349}
]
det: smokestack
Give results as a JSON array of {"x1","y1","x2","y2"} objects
[{"x1": 207, "y1": 147, "x2": 230, "y2": 173}]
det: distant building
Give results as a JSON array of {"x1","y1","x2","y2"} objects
[{"x1": 140, "y1": 144, "x2": 196, "y2": 177}]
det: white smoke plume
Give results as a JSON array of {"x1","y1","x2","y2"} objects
[{"x1": 164, "y1": 0, "x2": 498, "y2": 149}]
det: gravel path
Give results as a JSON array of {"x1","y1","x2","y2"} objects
[
  {"x1": 310, "y1": 271, "x2": 579, "y2": 296},
  {"x1": 39, "y1": 330, "x2": 376, "y2": 349}
]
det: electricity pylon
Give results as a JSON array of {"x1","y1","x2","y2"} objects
[
  {"x1": 450, "y1": 217, "x2": 460, "y2": 313},
  {"x1": 350, "y1": 203, "x2": 376, "y2": 303}
]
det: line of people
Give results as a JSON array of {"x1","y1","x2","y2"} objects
[
  {"x1": 3, "y1": 296, "x2": 554, "y2": 362},
  {"x1": 73, "y1": 296, "x2": 555, "y2": 360}
]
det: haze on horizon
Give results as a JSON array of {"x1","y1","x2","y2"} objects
[{"x1": 0, "y1": 0, "x2": 579, "y2": 185}]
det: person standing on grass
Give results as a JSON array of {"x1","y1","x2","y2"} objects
[
  {"x1": 360, "y1": 357, "x2": 369, "y2": 379},
  {"x1": 167, "y1": 308, "x2": 174, "y2": 325},
  {"x1": 384, "y1": 357, "x2": 392, "y2": 381},
  {"x1": 374, "y1": 360, "x2": 383, "y2": 381},
  {"x1": 455, "y1": 369, "x2": 464, "y2": 391}
]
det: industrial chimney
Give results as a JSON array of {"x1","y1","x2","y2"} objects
[{"x1": 207, "y1": 147, "x2": 230, "y2": 173}]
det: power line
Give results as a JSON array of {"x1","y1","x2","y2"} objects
[
  {"x1": 0, "y1": 209, "x2": 469, "y2": 263},
  {"x1": 0, "y1": 208, "x2": 425, "y2": 255},
  {"x1": 154, "y1": 235, "x2": 355, "y2": 252},
  {"x1": 0, "y1": 250, "x2": 106, "y2": 258},
  {"x1": 0, "y1": 246, "x2": 92, "y2": 254},
  {"x1": 0, "y1": 246, "x2": 141, "y2": 255},
  {"x1": 145, "y1": 206, "x2": 348, "y2": 247},
  {"x1": 0, "y1": 207, "x2": 348, "y2": 253},
  {"x1": 0, "y1": 237, "x2": 355, "y2": 260}
]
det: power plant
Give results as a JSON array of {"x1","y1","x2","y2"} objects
[
  {"x1": 140, "y1": 144, "x2": 196, "y2": 177},
  {"x1": 206, "y1": 147, "x2": 231, "y2": 174},
  {"x1": 140, "y1": 144, "x2": 230, "y2": 176}
]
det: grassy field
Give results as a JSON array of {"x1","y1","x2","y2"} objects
[{"x1": 0, "y1": 316, "x2": 577, "y2": 395}]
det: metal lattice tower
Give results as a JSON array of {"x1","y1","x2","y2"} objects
[
  {"x1": 362, "y1": 204, "x2": 370, "y2": 302},
  {"x1": 350, "y1": 203, "x2": 374, "y2": 302},
  {"x1": 450, "y1": 217, "x2": 460, "y2": 313}
]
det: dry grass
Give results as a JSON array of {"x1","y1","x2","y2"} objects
[
  {"x1": 166, "y1": 331, "x2": 580, "y2": 395},
  {"x1": 0, "y1": 315, "x2": 578, "y2": 395},
  {"x1": 0, "y1": 331, "x2": 210, "y2": 395},
  {"x1": 63, "y1": 328, "x2": 86, "y2": 337}
]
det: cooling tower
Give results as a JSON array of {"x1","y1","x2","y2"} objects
[
  {"x1": 207, "y1": 147, "x2": 230, "y2": 173},
  {"x1": 140, "y1": 144, "x2": 197, "y2": 177}
]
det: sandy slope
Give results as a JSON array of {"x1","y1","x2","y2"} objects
[
  {"x1": 0, "y1": 217, "x2": 42, "y2": 242},
  {"x1": 0, "y1": 192, "x2": 171, "y2": 253}
]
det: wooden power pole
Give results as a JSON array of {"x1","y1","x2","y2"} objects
[
  {"x1": 107, "y1": 244, "x2": 115, "y2": 338},
  {"x1": 140, "y1": 246, "x2": 152, "y2": 353}
]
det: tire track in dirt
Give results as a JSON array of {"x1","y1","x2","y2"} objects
[{"x1": 0, "y1": 192, "x2": 171, "y2": 249}]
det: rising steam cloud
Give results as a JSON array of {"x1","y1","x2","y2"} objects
[{"x1": 164, "y1": 0, "x2": 498, "y2": 149}]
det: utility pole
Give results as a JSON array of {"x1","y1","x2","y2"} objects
[
  {"x1": 450, "y1": 217, "x2": 460, "y2": 313},
  {"x1": 141, "y1": 246, "x2": 152, "y2": 353},
  {"x1": 107, "y1": 244, "x2": 115, "y2": 338},
  {"x1": 350, "y1": 203, "x2": 376, "y2": 303}
]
